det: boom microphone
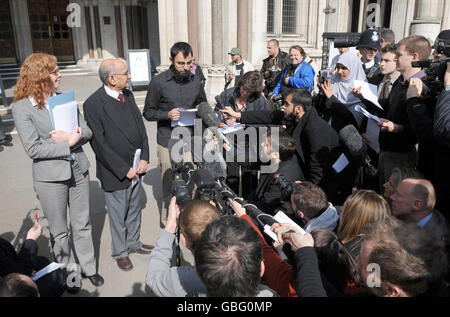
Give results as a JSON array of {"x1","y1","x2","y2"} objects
[{"x1": 339, "y1": 125, "x2": 367, "y2": 161}]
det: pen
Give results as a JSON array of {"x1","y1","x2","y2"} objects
[{"x1": 34, "y1": 213, "x2": 38, "y2": 224}]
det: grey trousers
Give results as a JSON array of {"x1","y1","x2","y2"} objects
[
  {"x1": 0, "y1": 115, "x2": 7, "y2": 141},
  {"x1": 105, "y1": 180, "x2": 143, "y2": 259},
  {"x1": 33, "y1": 160, "x2": 96, "y2": 276}
]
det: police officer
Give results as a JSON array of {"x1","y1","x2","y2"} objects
[{"x1": 357, "y1": 28, "x2": 383, "y2": 86}]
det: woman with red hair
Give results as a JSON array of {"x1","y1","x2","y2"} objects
[{"x1": 11, "y1": 53, "x2": 103, "y2": 291}]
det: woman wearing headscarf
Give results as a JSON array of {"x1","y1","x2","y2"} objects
[
  {"x1": 11, "y1": 53, "x2": 103, "y2": 291},
  {"x1": 317, "y1": 51, "x2": 368, "y2": 133}
]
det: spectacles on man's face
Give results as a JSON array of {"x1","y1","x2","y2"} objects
[
  {"x1": 112, "y1": 70, "x2": 130, "y2": 76},
  {"x1": 50, "y1": 68, "x2": 60, "y2": 75}
]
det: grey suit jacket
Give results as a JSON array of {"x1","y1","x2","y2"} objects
[{"x1": 12, "y1": 98, "x2": 92, "y2": 182}]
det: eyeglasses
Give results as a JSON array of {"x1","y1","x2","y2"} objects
[
  {"x1": 50, "y1": 68, "x2": 60, "y2": 75},
  {"x1": 112, "y1": 71, "x2": 129, "y2": 76}
]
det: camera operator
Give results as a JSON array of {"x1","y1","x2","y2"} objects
[
  {"x1": 146, "y1": 197, "x2": 220, "y2": 297},
  {"x1": 271, "y1": 45, "x2": 315, "y2": 103},
  {"x1": 261, "y1": 39, "x2": 290, "y2": 99},
  {"x1": 252, "y1": 131, "x2": 303, "y2": 214},
  {"x1": 220, "y1": 89, "x2": 345, "y2": 205},
  {"x1": 356, "y1": 28, "x2": 384, "y2": 86},
  {"x1": 405, "y1": 29, "x2": 450, "y2": 215}
]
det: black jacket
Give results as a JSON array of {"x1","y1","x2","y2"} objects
[
  {"x1": 261, "y1": 50, "x2": 290, "y2": 95},
  {"x1": 143, "y1": 67, "x2": 207, "y2": 147},
  {"x1": 83, "y1": 87, "x2": 150, "y2": 192},
  {"x1": 0, "y1": 238, "x2": 38, "y2": 277},
  {"x1": 240, "y1": 108, "x2": 340, "y2": 186},
  {"x1": 254, "y1": 155, "x2": 304, "y2": 214},
  {"x1": 434, "y1": 90, "x2": 450, "y2": 148}
]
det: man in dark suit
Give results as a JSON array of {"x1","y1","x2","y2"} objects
[
  {"x1": 390, "y1": 178, "x2": 448, "y2": 241},
  {"x1": 221, "y1": 89, "x2": 343, "y2": 204},
  {"x1": 83, "y1": 59, "x2": 153, "y2": 271}
]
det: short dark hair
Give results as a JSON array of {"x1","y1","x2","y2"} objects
[
  {"x1": 361, "y1": 218, "x2": 448, "y2": 296},
  {"x1": 288, "y1": 88, "x2": 312, "y2": 112},
  {"x1": 380, "y1": 28, "x2": 395, "y2": 44},
  {"x1": 268, "y1": 39, "x2": 280, "y2": 47},
  {"x1": 235, "y1": 70, "x2": 263, "y2": 97},
  {"x1": 292, "y1": 182, "x2": 328, "y2": 219},
  {"x1": 267, "y1": 130, "x2": 296, "y2": 162},
  {"x1": 194, "y1": 216, "x2": 263, "y2": 297},
  {"x1": 381, "y1": 43, "x2": 397, "y2": 55},
  {"x1": 170, "y1": 42, "x2": 193, "y2": 60},
  {"x1": 0, "y1": 273, "x2": 39, "y2": 297}
]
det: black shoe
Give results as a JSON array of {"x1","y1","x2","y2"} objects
[
  {"x1": 66, "y1": 285, "x2": 81, "y2": 295},
  {"x1": 82, "y1": 273, "x2": 104, "y2": 287},
  {"x1": 0, "y1": 137, "x2": 13, "y2": 147}
]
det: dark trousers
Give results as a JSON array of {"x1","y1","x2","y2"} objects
[{"x1": 226, "y1": 162, "x2": 258, "y2": 200}]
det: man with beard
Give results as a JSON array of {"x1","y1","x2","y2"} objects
[
  {"x1": 144, "y1": 42, "x2": 207, "y2": 216},
  {"x1": 221, "y1": 89, "x2": 344, "y2": 204}
]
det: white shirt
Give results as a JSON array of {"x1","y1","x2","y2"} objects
[{"x1": 104, "y1": 85, "x2": 122, "y2": 101}]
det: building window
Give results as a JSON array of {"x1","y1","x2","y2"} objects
[
  {"x1": 282, "y1": 0, "x2": 296, "y2": 34},
  {"x1": 267, "y1": 0, "x2": 274, "y2": 34}
]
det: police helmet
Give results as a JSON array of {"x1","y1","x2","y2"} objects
[{"x1": 357, "y1": 28, "x2": 381, "y2": 50}]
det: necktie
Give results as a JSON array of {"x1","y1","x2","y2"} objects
[
  {"x1": 118, "y1": 92, "x2": 124, "y2": 103},
  {"x1": 382, "y1": 81, "x2": 391, "y2": 99}
]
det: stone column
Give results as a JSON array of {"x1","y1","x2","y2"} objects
[
  {"x1": 9, "y1": 0, "x2": 33, "y2": 63},
  {"x1": 211, "y1": 0, "x2": 223, "y2": 64},
  {"x1": 273, "y1": 0, "x2": 282, "y2": 36},
  {"x1": 442, "y1": 0, "x2": 450, "y2": 30},
  {"x1": 248, "y1": 0, "x2": 267, "y2": 66},
  {"x1": 410, "y1": 0, "x2": 445, "y2": 41},
  {"x1": 197, "y1": 0, "x2": 212, "y2": 65},
  {"x1": 237, "y1": 0, "x2": 249, "y2": 60},
  {"x1": 187, "y1": 0, "x2": 199, "y2": 59}
]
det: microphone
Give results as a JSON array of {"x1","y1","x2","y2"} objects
[
  {"x1": 197, "y1": 102, "x2": 231, "y2": 146},
  {"x1": 339, "y1": 125, "x2": 367, "y2": 161}
]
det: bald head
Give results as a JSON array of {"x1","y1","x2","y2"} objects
[
  {"x1": 99, "y1": 59, "x2": 130, "y2": 91},
  {"x1": 391, "y1": 178, "x2": 436, "y2": 221},
  {"x1": 404, "y1": 178, "x2": 436, "y2": 212}
]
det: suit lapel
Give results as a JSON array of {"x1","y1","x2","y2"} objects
[{"x1": 98, "y1": 88, "x2": 138, "y2": 147}]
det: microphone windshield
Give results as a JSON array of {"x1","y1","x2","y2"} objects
[
  {"x1": 339, "y1": 125, "x2": 366, "y2": 159},
  {"x1": 198, "y1": 102, "x2": 220, "y2": 127}
]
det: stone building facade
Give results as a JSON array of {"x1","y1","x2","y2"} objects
[{"x1": 1, "y1": 0, "x2": 449, "y2": 99}]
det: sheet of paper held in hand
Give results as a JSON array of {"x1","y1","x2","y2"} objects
[
  {"x1": 48, "y1": 91, "x2": 79, "y2": 133},
  {"x1": 353, "y1": 80, "x2": 384, "y2": 110},
  {"x1": 171, "y1": 108, "x2": 198, "y2": 127},
  {"x1": 219, "y1": 124, "x2": 245, "y2": 135},
  {"x1": 31, "y1": 262, "x2": 66, "y2": 281},
  {"x1": 263, "y1": 211, "x2": 307, "y2": 243},
  {"x1": 132, "y1": 149, "x2": 141, "y2": 188},
  {"x1": 354, "y1": 105, "x2": 381, "y2": 153}
]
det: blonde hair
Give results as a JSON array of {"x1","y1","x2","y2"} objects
[
  {"x1": 179, "y1": 200, "x2": 220, "y2": 249},
  {"x1": 337, "y1": 190, "x2": 391, "y2": 244}
]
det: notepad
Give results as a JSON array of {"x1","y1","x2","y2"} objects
[{"x1": 48, "y1": 91, "x2": 78, "y2": 133}]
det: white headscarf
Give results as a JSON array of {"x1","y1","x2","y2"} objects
[
  {"x1": 331, "y1": 51, "x2": 367, "y2": 105},
  {"x1": 331, "y1": 51, "x2": 368, "y2": 128}
]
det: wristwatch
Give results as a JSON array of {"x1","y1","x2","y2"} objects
[{"x1": 445, "y1": 85, "x2": 450, "y2": 91}]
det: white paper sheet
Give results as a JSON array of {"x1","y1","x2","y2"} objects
[
  {"x1": 355, "y1": 105, "x2": 382, "y2": 124},
  {"x1": 171, "y1": 108, "x2": 197, "y2": 127},
  {"x1": 132, "y1": 149, "x2": 141, "y2": 187},
  {"x1": 263, "y1": 211, "x2": 307, "y2": 243},
  {"x1": 365, "y1": 119, "x2": 381, "y2": 153},
  {"x1": 353, "y1": 80, "x2": 384, "y2": 110},
  {"x1": 219, "y1": 124, "x2": 245, "y2": 135},
  {"x1": 31, "y1": 262, "x2": 65, "y2": 281},
  {"x1": 51, "y1": 101, "x2": 79, "y2": 133},
  {"x1": 332, "y1": 153, "x2": 350, "y2": 173}
]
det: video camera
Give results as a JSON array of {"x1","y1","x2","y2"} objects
[
  {"x1": 272, "y1": 94, "x2": 284, "y2": 110},
  {"x1": 319, "y1": 68, "x2": 332, "y2": 84},
  {"x1": 412, "y1": 58, "x2": 450, "y2": 96},
  {"x1": 272, "y1": 174, "x2": 294, "y2": 203}
]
